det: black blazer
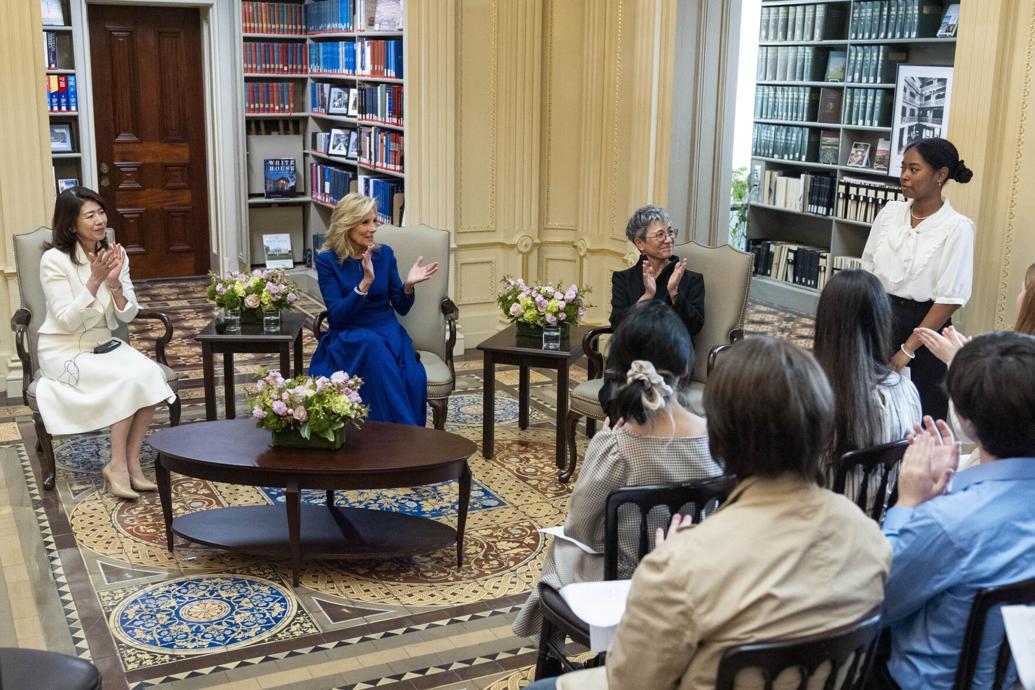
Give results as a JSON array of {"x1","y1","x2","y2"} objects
[
  {"x1": 600, "y1": 255, "x2": 705, "y2": 420},
  {"x1": 609, "y1": 254, "x2": 705, "y2": 336}
]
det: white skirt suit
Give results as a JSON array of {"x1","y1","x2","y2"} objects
[{"x1": 36, "y1": 245, "x2": 175, "y2": 435}]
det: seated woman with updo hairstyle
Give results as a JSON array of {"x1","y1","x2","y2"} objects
[{"x1": 512, "y1": 300, "x2": 723, "y2": 639}]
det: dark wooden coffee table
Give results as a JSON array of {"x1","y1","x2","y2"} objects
[
  {"x1": 477, "y1": 324, "x2": 589, "y2": 468},
  {"x1": 149, "y1": 419, "x2": 477, "y2": 586},
  {"x1": 195, "y1": 309, "x2": 306, "y2": 421}
]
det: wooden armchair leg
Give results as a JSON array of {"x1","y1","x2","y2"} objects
[
  {"x1": 586, "y1": 418, "x2": 597, "y2": 437},
  {"x1": 168, "y1": 396, "x2": 182, "y2": 427},
  {"x1": 560, "y1": 410, "x2": 581, "y2": 483},
  {"x1": 33, "y1": 412, "x2": 56, "y2": 491},
  {"x1": 429, "y1": 398, "x2": 447, "y2": 430}
]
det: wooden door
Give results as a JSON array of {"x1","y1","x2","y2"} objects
[{"x1": 89, "y1": 5, "x2": 210, "y2": 278}]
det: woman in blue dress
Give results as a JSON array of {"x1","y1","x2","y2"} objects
[{"x1": 309, "y1": 193, "x2": 438, "y2": 425}]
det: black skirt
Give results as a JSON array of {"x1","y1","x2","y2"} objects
[{"x1": 888, "y1": 294, "x2": 950, "y2": 420}]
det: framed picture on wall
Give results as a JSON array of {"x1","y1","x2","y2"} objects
[
  {"x1": 890, "y1": 65, "x2": 954, "y2": 177},
  {"x1": 49, "y1": 123, "x2": 73, "y2": 153}
]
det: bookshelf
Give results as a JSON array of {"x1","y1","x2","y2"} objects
[
  {"x1": 240, "y1": 0, "x2": 407, "y2": 281},
  {"x1": 42, "y1": 0, "x2": 84, "y2": 194},
  {"x1": 748, "y1": 0, "x2": 959, "y2": 313}
]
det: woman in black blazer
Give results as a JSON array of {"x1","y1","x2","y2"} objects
[{"x1": 600, "y1": 205, "x2": 705, "y2": 419}]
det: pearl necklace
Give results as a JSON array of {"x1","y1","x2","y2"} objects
[{"x1": 910, "y1": 200, "x2": 943, "y2": 222}]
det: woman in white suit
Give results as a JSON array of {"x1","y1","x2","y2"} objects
[{"x1": 36, "y1": 187, "x2": 176, "y2": 500}]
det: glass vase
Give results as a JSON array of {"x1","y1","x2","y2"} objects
[
  {"x1": 223, "y1": 307, "x2": 241, "y2": 333},
  {"x1": 263, "y1": 308, "x2": 281, "y2": 333}
]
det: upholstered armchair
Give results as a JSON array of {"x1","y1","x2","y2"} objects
[
  {"x1": 11, "y1": 226, "x2": 182, "y2": 490},
  {"x1": 313, "y1": 223, "x2": 459, "y2": 430},
  {"x1": 562, "y1": 241, "x2": 753, "y2": 481}
]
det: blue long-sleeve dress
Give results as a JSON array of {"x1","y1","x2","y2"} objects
[{"x1": 309, "y1": 245, "x2": 427, "y2": 426}]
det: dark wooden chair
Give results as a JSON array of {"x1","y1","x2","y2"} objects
[
  {"x1": 534, "y1": 476, "x2": 737, "y2": 680},
  {"x1": 715, "y1": 610, "x2": 882, "y2": 690},
  {"x1": 833, "y1": 439, "x2": 908, "y2": 523},
  {"x1": 952, "y1": 575, "x2": 1035, "y2": 690},
  {"x1": 11, "y1": 227, "x2": 181, "y2": 490},
  {"x1": 311, "y1": 224, "x2": 458, "y2": 430},
  {"x1": 0, "y1": 647, "x2": 101, "y2": 690}
]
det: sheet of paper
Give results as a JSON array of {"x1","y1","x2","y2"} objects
[
  {"x1": 538, "y1": 526, "x2": 601, "y2": 555},
  {"x1": 559, "y1": 579, "x2": 633, "y2": 652},
  {"x1": 1003, "y1": 605, "x2": 1035, "y2": 690}
]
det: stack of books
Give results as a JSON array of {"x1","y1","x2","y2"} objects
[
  {"x1": 836, "y1": 177, "x2": 905, "y2": 223},
  {"x1": 304, "y1": 0, "x2": 355, "y2": 33},
  {"x1": 848, "y1": 1, "x2": 944, "y2": 40},
  {"x1": 754, "y1": 86, "x2": 818, "y2": 121},
  {"x1": 846, "y1": 45, "x2": 908, "y2": 84},
  {"x1": 844, "y1": 88, "x2": 892, "y2": 127},
  {"x1": 758, "y1": 170, "x2": 837, "y2": 216},
  {"x1": 242, "y1": 2, "x2": 304, "y2": 34},
  {"x1": 759, "y1": 4, "x2": 848, "y2": 42},
  {"x1": 752, "y1": 124, "x2": 818, "y2": 162}
]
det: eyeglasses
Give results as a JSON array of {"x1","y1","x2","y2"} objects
[{"x1": 645, "y1": 228, "x2": 678, "y2": 242}]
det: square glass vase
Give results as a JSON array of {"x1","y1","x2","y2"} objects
[{"x1": 271, "y1": 426, "x2": 347, "y2": 450}]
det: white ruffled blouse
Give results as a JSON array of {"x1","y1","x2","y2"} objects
[{"x1": 860, "y1": 199, "x2": 975, "y2": 305}]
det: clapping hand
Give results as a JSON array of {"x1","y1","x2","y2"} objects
[
  {"x1": 640, "y1": 261, "x2": 657, "y2": 300},
  {"x1": 404, "y1": 256, "x2": 439, "y2": 291},
  {"x1": 913, "y1": 326, "x2": 969, "y2": 365},
  {"x1": 103, "y1": 244, "x2": 125, "y2": 287},
  {"x1": 601, "y1": 416, "x2": 625, "y2": 433},
  {"x1": 359, "y1": 248, "x2": 375, "y2": 291},
  {"x1": 667, "y1": 258, "x2": 687, "y2": 299},
  {"x1": 898, "y1": 415, "x2": 960, "y2": 508}
]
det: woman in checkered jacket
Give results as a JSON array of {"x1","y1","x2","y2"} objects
[{"x1": 512, "y1": 300, "x2": 723, "y2": 638}]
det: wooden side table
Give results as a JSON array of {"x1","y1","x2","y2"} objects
[
  {"x1": 477, "y1": 324, "x2": 588, "y2": 469},
  {"x1": 195, "y1": 309, "x2": 306, "y2": 421}
]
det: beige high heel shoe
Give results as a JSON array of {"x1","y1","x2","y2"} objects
[
  {"x1": 129, "y1": 474, "x2": 157, "y2": 492},
  {"x1": 102, "y1": 465, "x2": 140, "y2": 500}
]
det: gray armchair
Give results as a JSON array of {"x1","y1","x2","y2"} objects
[
  {"x1": 313, "y1": 223, "x2": 458, "y2": 429},
  {"x1": 562, "y1": 241, "x2": 753, "y2": 481},
  {"x1": 11, "y1": 227, "x2": 181, "y2": 490}
]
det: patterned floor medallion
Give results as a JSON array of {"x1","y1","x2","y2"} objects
[
  {"x1": 110, "y1": 575, "x2": 296, "y2": 655},
  {"x1": 9, "y1": 278, "x2": 811, "y2": 689}
]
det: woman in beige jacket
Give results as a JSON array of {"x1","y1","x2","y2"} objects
[{"x1": 528, "y1": 336, "x2": 891, "y2": 690}]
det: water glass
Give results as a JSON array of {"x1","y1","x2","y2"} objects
[
  {"x1": 223, "y1": 307, "x2": 241, "y2": 334},
  {"x1": 542, "y1": 325, "x2": 562, "y2": 351},
  {"x1": 263, "y1": 309, "x2": 281, "y2": 333}
]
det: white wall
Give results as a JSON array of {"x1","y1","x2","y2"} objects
[{"x1": 731, "y1": 0, "x2": 761, "y2": 172}]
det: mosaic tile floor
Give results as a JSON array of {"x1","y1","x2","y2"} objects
[{"x1": 0, "y1": 278, "x2": 812, "y2": 690}]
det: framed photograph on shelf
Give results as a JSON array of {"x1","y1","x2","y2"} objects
[
  {"x1": 49, "y1": 124, "x2": 73, "y2": 153},
  {"x1": 846, "y1": 142, "x2": 871, "y2": 168},
  {"x1": 346, "y1": 130, "x2": 359, "y2": 160},
  {"x1": 56, "y1": 178, "x2": 78, "y2": 192},
  {"x1": 890, "y1": 65, "x2": 954, "y2": 177},
  {"x1": 347, "y1": 88, "x2": 359, "y2": 117},
  {"x1": 328, "y1": 86, "x2": 349, "y2": 115},
  {"x1": 328, "y1": 128, "x2": 349, "y2": 155},
  {"x1": 262, "y1": 233, "x2": 294, "y2": 269}
]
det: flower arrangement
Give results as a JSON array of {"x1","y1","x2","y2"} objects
[
  {"x1": 248, "y1": 368, "x2": 369, "y2": 447},
  {"x1": 207, "y1": 269, "x2": 300, "y2": 313},
  {"x1": 497, "y1": 277, "x2": 589, "y2": 328}
]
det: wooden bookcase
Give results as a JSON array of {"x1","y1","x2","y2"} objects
[
  {"x1": 240, "y1": 0, "x2": 406, "y2": 281},
  {"x1": 42, "y1": 0, "x2": 86, "y2": 194},
  {"x1": 748, "y1": 0, "x2": 958, "y2": 313}
]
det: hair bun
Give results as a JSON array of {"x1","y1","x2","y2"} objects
[{"x1": 954, "y1": 160, "x2": 974, "y2": 184}]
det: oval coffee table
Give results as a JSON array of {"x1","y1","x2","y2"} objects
[{"x1": 149, "y1": 419, "x2": 477, "y2": 586}]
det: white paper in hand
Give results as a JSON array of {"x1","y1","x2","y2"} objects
[
  {"x1": 538, "y1": 526, "x2": 601, "y2": 555},
  {"x1": 558, "y1": 580, "x2": 633, "y2": 652},
  {"x1": 1002, "y1": 605, "x2": 1035, "y2": 690}
]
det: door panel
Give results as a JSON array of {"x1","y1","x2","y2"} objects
[{"x1": 89, "y1": 5, "x2": 210, "y2": 278}]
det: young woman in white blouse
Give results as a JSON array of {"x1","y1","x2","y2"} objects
[{"x1": 861, "y1": 137, "x2": 974, "y2": 419}]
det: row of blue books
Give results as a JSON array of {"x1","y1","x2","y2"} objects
[
  {"x1": 309, "y1": 40, "x2": 357, "y2": 75},
  {"x1": 310, "y1": 162, "x2": 353, "y2": 206},
  {"x1": 305, "y1": 0, "x2": 355, "y2": 33},
  {"x1": 359, "y1": 175, "x2": 402, "y2": 225}
]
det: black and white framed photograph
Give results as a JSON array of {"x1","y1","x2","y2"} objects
[
  {"x1": 328, "y1": 86, "x2": 348, "y2": 115},
  {"x1": 890, "y1": 65, "x2": 954, "y2": 177},
  {"x1": 49, "y1": 123, "x2": 73, "y2": 153},
  {"x1": 328, "y1": 128, "x2": 349, "y2": 155},
  {"x1": 346, "y1": 130, "x2": 359, "y2": 160}
]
